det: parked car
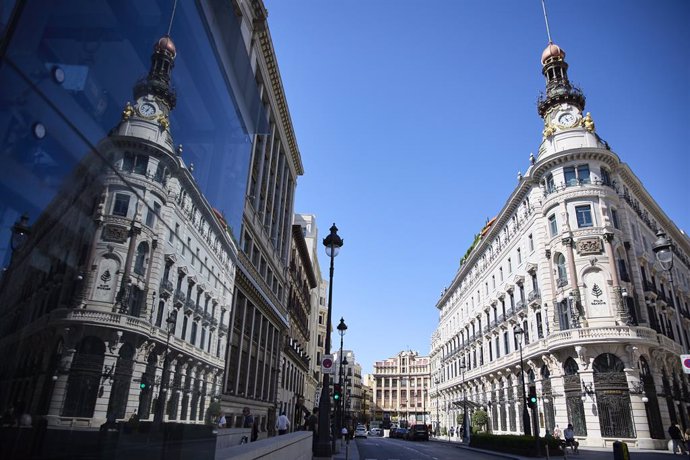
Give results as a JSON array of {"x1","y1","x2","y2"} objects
[
  {"x1": 354, "y1": 425, "x2": 367, "y2": 438},
  {"x1": 369, "y1": 427, "x2": 382, "y2": 436},
  {"x1": 393, "y1": 427, "x2": 408, "y2": 439},
  {"x1": 407, "y1": 424, "x2": 429, "y2": 441}
]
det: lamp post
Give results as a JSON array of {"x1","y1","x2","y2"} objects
[
  {"x1": 434, "y1": 378, "x2": 440, "y2": 437},
  {"x1": 315, "y1": 224, "x2": 343, "y2": 457},
  {"x1": 337, "y1": 317, "x2": 348, "y2": 431},
  {"x1": 653, "y1": 230, "x2": 686, "y2": 353},
  {"x1": 342, "y1": 356, "x2": 349, "y2": 429},
  {"x1": 513, "y1": 324, "x2": 531, "y2": 436},
  {"x1": 459, "y1": 359, "x2": 467, "y2": 442},
  {"x1": 153, "y1": 310, "x2": 177, "y2": 430},
  {"x1": 423, "y1": 384, "x2": 427, "y2": 431}
]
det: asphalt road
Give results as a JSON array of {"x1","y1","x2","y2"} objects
[{"x1": 354, "y1": 436, "x2": 501, "y2": 460}]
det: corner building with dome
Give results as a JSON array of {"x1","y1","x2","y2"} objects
[{"x1": 430, "y1": 41, "x2": 690, "y2": 449}]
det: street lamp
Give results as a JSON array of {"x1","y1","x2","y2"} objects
[
  {"x1": 315, "y1": 224, "x2": 343, "y2": 457},
  {"x1": 653, "y1": 230, "x2": 686, "y2": 353},
  {"x1": 513, "y1": 324, "x2": 531, "y2": 436},
  {"x1": 434, "y1": 378, "x2": 440, "y2": 437},
  {"x1": 337, "y1": 317, "x2": 348, "y2": 431},
  {"x1": 153, "y1": 310, "x2": 177, "y2": 430},
  {"x1": 459, "y1": 359, "x2": 467, "y2": 440}
]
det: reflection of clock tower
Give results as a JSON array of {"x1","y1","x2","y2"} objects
[
  {"x1": 537, "y1": 42, "x2": 600, "y2": 159},
  {"x1": 116, "y1": 35, "x2": 177, "y2": 152}
]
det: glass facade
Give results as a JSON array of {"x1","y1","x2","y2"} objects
[{"x1": 0, "y1": 0, "x2": 265, "y2": 266}]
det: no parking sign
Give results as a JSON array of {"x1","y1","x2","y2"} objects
[{"x1": 681, "y1": 355, "x2": 690, "y2": 374}]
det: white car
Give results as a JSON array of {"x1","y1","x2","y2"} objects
[
  {"x1": 369, "y1": 427, "x2": 382, "y2": 436},
  {"x1": 354, "y1": 425, "x2": 367, "y2": 438}
]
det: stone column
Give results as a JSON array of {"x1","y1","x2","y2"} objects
[
  {"x1": 578, "y1": 370, "x2": 601, "y2": 446},
  {"x1": 603, "y1": 233, "x2": 627, "y2": 324},
  {"x1": 550, "y1": 373, "x2": 568, "y2": 433},
  {"x1": 625, "y1": 367, "x2": 653, "y2": 448},
  {"x1": 175, "y1": 363, "x2": 189, "y2": 421},
  {"x1": 47, "y1": 347, "x2": 76, "y2": 423},
  {"x1": 128, "y1": 354, "x2": 148, "y2": 420},
  {"x1": 93, "y1": 345, "x2": 121, "y2": 426}
]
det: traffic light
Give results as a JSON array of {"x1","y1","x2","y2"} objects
[
  {"x1": 140, "y1": 379, "x2": 150, "y2": 391},
  {"x1": 333, "y1": 383, "x2": 342, "y2": 401},
  {"x1": 527, "y1": 386, "x2": 537, "y2": 408}
]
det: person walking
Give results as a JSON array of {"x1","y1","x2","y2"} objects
[
  {"x1": 669, "y1": 423, "x2": 687, "y2": 455},
  {"x1": 276, "y1": 411, "x2": 290, "y2": 435},
  {"x1": 243, "y1": 407, "x2": 258, "y2": 442}
]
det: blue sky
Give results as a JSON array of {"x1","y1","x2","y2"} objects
[{"x1": 263, "y1": 0, "x2": 690, "y2": 374}]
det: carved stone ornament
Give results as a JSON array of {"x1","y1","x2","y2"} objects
[
  {"x1": 576, "y1": 237, "x2": 602, "y2": 255},
  {"x1": 102, "y1": 224, "x2": 129, "y2": 243}
]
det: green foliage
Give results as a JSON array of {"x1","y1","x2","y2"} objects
[
  {"x1": 471, "y1": 409, "x2": 489, "y2": 432},
  {"x1": 205, "y1": 401, "x2": 222, "y2": 425},
  {"x1": 459, "y1": 233, "x2": 482, "y2": 266}
]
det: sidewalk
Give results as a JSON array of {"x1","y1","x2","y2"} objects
[
  {"x1": 431, "y1": 436, "x2": 676, "y2": 459},
  {"x1": 331, "y1": 438, "x2": 360, "y2": 460}
]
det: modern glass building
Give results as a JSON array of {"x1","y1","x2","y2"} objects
[{"x1": 0, "y1": 0, "x2": 266, "y2": 439}]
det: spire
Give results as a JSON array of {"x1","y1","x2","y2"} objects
[
  {"x1": 133, "y1": 35, "x2": 177, "y2": 110},
  {"x1": 536, "y1": 42, "x2": 585, "y2": 118}
]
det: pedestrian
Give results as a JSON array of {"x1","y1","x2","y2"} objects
[
  {"x1": 669, "y1": 423, "x2": 687, "y2": 455},
  {"x1": 552, "y1": 424, "x2": 562, "y2": 440},
  {"x1": 276, "y1": 411, "x2": 290, "y2": 435},
  {"x1": 243, "y1": 407, "x2": 258, "y2": 442},
  {"x1": 218, "y1": 414, "x2": 226, "y2": 428},
  {"x1": 563, "y1": 423, "x2": 579, "y2": 453}
]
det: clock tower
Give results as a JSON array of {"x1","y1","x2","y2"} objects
[
  {"x1": 114, "y1": 35, "x2": 177, "y2": 152},
  {"x1": 536, "y1": 42, "x2": 603, "y2": 159}
]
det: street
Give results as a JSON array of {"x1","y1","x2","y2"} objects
[{"x1": 354, "y1": 437, "x2": 498, "y2": 460}]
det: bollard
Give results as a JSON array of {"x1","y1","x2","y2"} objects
[{"x1": 612, "y1": 440, "x2": 629, "y2": 460}]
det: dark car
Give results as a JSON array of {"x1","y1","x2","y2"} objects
[
  {"x1": 393, "y1": 427, "x2": 408, "y2": 439},
  {"x1": 408, "y1": 424, "x2": 429, "y2": 441}
]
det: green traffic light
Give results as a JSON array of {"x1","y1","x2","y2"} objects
[
  {"x1": 334, "y1": 394, "x2": 340, "y2": 400},
  {"x1": 140, "y1": 383, "x2": 147, "y2": 390}
]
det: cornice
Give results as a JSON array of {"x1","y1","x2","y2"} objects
[{"x1": 252, "y1": 1, "x2": 304, "y2": 176}]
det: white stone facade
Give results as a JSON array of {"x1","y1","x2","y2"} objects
[{"x1": 430, "y1": 42, "x2": 690, "y2": 449}]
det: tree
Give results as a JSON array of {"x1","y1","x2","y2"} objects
[{"x1": 472, "y1": 409, "x2": 489, "y2": 432}]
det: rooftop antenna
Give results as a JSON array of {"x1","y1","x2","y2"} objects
[
  {"x1": 166, "y1": 0, "x2": 179, "y2": 36},
  {"x1": 541, "y1": 0, "x2": 553, "y2": 43}
]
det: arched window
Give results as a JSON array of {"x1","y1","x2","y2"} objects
[
  {"x1": 107, "y1": 343, "x2": 135, "y2": 419},
  {"x1": 556, "y1": 253, "x2": 567, "y2": 284},
  {"x1": 133, "y1": 241, "x2": 149, "y2": 275},
  {"x1": 562, "y1": 357, "x2": 587, "y2": 436},
  {"x1": 639, "y1": 356, "x2": 664, "y2": 438},
  {"x1": 62, "y1": 337, "x2": 105, "y2": 417}
]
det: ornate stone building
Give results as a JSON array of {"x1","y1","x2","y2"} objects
[
  {"x1": 371, "y1": 350, "x2": 431, "y2": 428},
  {"x1": 430, "y1": 40, "x2": 690, "y2": 449},
  {"x1": 220, "y1": 0, "x2": 306, "y2": 437},
  {"x1": 0, "y1": 34, "x2": 236, "y2": 428}
]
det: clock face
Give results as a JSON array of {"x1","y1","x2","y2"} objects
[
  {"x1": 139, "y1": 103, "x2": 156, "y2": 117},
  {"x1": 558, "y1": 113, "x2": 577, "y2": 127}
]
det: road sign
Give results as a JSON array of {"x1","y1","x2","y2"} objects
[
  {"x1": 681, "y1": 355, "x2": 690, "y2": 374},
  {"x1": 322, "y1": 355, "x2": 335, "y2": 374}
]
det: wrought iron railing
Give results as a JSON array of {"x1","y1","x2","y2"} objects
[
  {"x1": 528, "y1": 289, "x2": 540, "y2": 303},
  {"x1": 160, "y1": 279, "x2": 173, "y2": 297}
]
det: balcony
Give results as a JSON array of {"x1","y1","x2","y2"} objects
[
  {"x1": 193, "y1": 304, "x2": 204, "y2": 320},
  {"x1": 159, "y1": 279, "x2": 173, "y2": 298},
  {"x1": 184, "y1": 298, "x2": 195, "y2": 315},
  {"x1": 620, "y1": 272, "x2": 631, "y2": 283},
  {"x1": 528, "y1": 289, "x2": 541, "y2": 304},
  {"x1": 219, "y1": 323, "x2": 229, "y2": 334},
  {"x1": 174, "y1": 289, "x2": 186, "y2": 307},
  {"x1": 643, "y1": 280, "x2": 657, "y2": 294},
  {"x1": 557, "y1": 278, "x2": 568, "y2": 288},
  {"x1": 515, "y1": 300, "x2": 526, "y2": 314}
]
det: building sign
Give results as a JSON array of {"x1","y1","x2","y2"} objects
[
  {"x1": 102, "y1": 224, "x2": 128, "y2": 243},
  {"x1": 93, "y1": 258, "x2": 118, "y2": 302}
]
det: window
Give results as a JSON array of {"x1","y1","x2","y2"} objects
[
  {"x1": 556, "y1": 253, "x2": 567, "y2": 283},
  {"x1": 528, "y1": 234, "x2": 534, "y2": 251},
  {"x1": 611, "y1": 209, "x2": 619, "y2": 229},
  {"x1": 517, "y1": 248, "x2": 522, "y2": 264},
  {"x1": 508, "y1": 258, "x2": 512, "y2": 273},
  {"x1": 499, "y1": 267, "x2": 504, "y2": 281},
  {"x1": 564, "y1": 164, "x2": 590, "y2": 186},
  {"x1": 536, "y1": 312, "x2": 544, "y2": 338},
  {"x1": 145, "y1": 202, "x2": 160, "y2": 227},
  {"x1": 113, "y1": 193, "x2": 130, "y2": 217},
  {"x1": 548, "y1": 214, "x2": 558, "y2": 237},
  {"x1": 575, "y1": 205, "x2": 593, "y2": 228},
  {"x1": 133, "y1": 242, "x2": 149, "y2": 275},
  {"x1": 600, "y1": 167, "x2": 611, "y2": 186},
  {"x1": 545, "y1": 173, "x2": 555, "y2": 193},
  {"x1": 122, "y1": 152, "x2": 149, "y2": 175}
]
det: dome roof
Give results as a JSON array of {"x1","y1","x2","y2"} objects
[
  {"x1": 155, "y1": 35, "x2": 176, "y2": 58},
  {"x1": 541, "y1": 42, "x2": 565, "y2": 65}
]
